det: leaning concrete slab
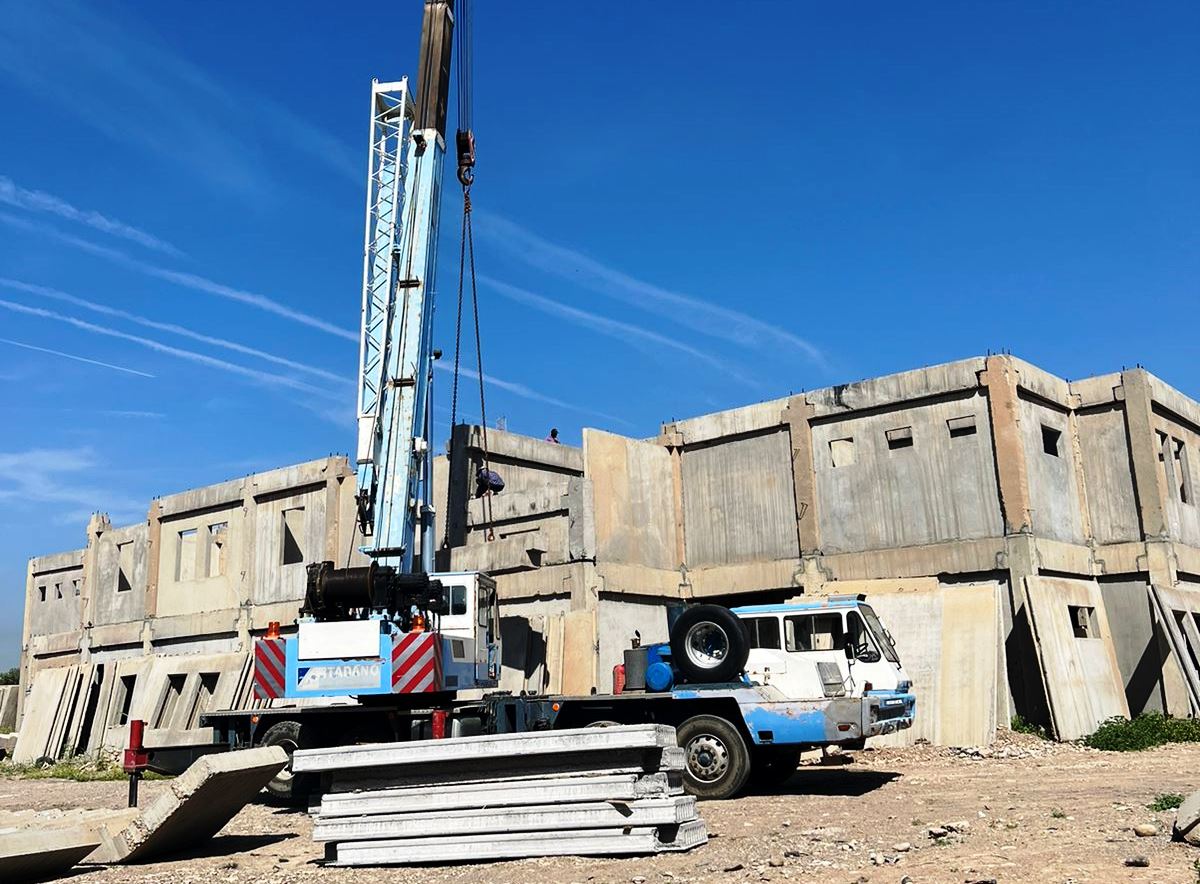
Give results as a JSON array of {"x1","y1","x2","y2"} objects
[
  {"x1": 0, "y1": 826, "x2": 100, "y2": 883},
  {"x1": 332, "y1": 820, "x2": 709, "y2": 865},
  {"x1": 89, "y1": 745, "x2": 287, "y2": 864}
]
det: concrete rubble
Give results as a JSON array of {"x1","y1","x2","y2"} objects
[
  {"x1": 1175, "y1": 789, "x2": 1200, "y2": 847},
  {"x1": 297, "y1": 724, "x2": 707, "y2": 865},
  {"x1": 13, "y1": 355, "x2": 1200, "y2": 753}
]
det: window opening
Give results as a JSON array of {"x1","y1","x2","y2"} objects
[
  {"x1": 205, "y1": 522, "x2": 228, "y2": 577},
  {"x1": 829, "y1": 437, "x2": 856, "y2": 468},
  {"x1": 117, "y1": 541, "x2": 134, "y2": 592},
  {"x1": 54, "y1": 582, "x2": 62, "y2": 600},
  {"x1": 111, "y1": 674, "x2": 137, "y2": 727},
  {"x1": 885, "y1": 426, "x2": 914, "y2": 450},
  {"x1": 186, "y1": 672, "x2": 220, "y2": 728},
  {"x1": 1173, "y1": 438, "x2": 1193, "y2": 505},
  {"x1": 1041, "y1": 425, "x2": 1062, "y2": 457},
  {"x1": 744, "y1": 617, "x2": 781, "y2": 650},
  {"x1": 155, "y1": 673, "x2": 187, "y2": 727},
  {"x1": 1068, "y1": 605, "x2": 1098, "y2": 639},
  {"x1": 281, "y1": 508, "x2": 305, "y2": 566},
  {"x1": 947, "y1": 415, "x2": 977, "y2": 438},
  {"x1": 176, "y1": 529, "x2": 198, "y2": 581},
  {"x1": 38, "y1": 585, "x2": 46, "y2": 602}
]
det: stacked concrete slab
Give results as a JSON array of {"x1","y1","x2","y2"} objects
[
  {"x1": 296, "y1": 724, "x2": 705, "y2": 865},
  {"x1": 16, "y1": 355, "x2": 1200, "y2": 749}
]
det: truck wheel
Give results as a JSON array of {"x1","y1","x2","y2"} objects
[
  {"x1": 670, "y1": 605, "x2": 749, "y2": 684},
  {"x1": 676, "y1": 714, "x2": 751, "y2": 800},
  {"x1": 258, "y1": 719, "x2": 315, "y2": 805}
]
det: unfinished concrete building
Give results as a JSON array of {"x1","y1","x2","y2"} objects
[{"x1": 15, "y1": 354, "x2": 1200, "y2": 758}]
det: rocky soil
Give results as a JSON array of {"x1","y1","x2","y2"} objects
[{"x1": 3, "y1": 733, "x2": 1199, "y2": 884}]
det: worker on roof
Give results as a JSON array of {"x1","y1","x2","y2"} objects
[
  {"x1": 545, "y1": 427, "x2": 560, "y2": 444},
  {"x1": 475, "y1": 467, "x2": 504, "y2": 498}
]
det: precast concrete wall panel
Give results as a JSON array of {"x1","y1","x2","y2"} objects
[
  {"x1": 1019, "y1": 396, "x2": 1086, "y2": 544},
  {"x1": 1153, "y1": 411, "x2": 1200, "y2": 548},
  {"x1": 1097, "y1": 579, "x2": 1172, "y2": 715},
  {"x1": 586, "y1": 430, "x2": 677, "y2": 570},
  {"x1": 92, "y1": 523, "x2": 148, "y2": 626},
  {"x1": 813, "y1": 394, "x2": 1002, "y2": 554},
  {"x1": 1024, "y1": 576, "x2": 1129, "y2": 740},
  {"x1": 681, "y1": 429, "x2": 797, "y2": 568},
  {"x1": 866, "y1": 582, "x2": 1000, "y2": 747},
  {"x1": 1076, "y1": 407, "x2": 1141, "y2": 544},
  {"x1": 155, "y1": 505, "x2": 242, "y2": 617},
  {"x1": 27, "y1": 553, "x2": 84, "y2": 637},
  {"x1": 252, "y1": 483, "x2": 328, "y2": 605}
]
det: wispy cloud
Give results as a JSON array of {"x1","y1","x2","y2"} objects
[
  {"x1": 433, "y1": 362, "x2": 628, "y2": 426},
  {"x1": 0, "y1": 213, "x2": 357, "y2": 341},
  {"x1": 0, "y1": 336, "x2": 154, "y2": 378},
  {"x1": 0, "y1": 278, "x2": 352, "y2": 386},
  {"x1": 476, "y1": 212, "x2": 828, "y2": 369},
  {"x1": 0, "y1": 0, "x2": 357, "y2": 195},
  {"x1": 0, "y1": 297, "x2": 334, "y2": 397},
  {"x1": 0, "y1": 446, "x2": 146, "y2": 526},
  {"x1": 0, "y1": 174, "x2": 183, "y2": 257},
  {"x1": 482, "y1": 275, "x2": 760, "y2": 388}
]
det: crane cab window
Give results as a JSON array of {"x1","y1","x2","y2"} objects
[
  {"x1": 743, "y1": 617, "x2": 781, "y2": 650},
  {"x1": 445, "y1": 585, "x2": 468, "y2": 616},
  {"x1": 785, "y1": 613, "x2": 844, "y2": 652}
]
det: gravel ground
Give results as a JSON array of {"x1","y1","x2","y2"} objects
[{"x1": 3, "y1": 733, "x2": 1199, "y2": 884}]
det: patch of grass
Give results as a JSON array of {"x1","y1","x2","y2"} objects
[
  {"x1": 1148, "y1": 793, "x2": 1185, "y2": 812},
  {"x1": 1083, "y1": 713, "x2": 1200, "y2": 752},
  {"x1": 0, "y1": 756, "x2": 166, "y2": 782},
  {"x1": 1051, "y1": 808, "x2": 1066, "y2": 819},
  {"x1": 1010, "y1": 714, "x2": 1049, "y2": 739}
]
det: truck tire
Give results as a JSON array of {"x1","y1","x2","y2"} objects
[
  {"x1": 670, "y1": 605, "x2": 749, "y2": 684},
  {"x1": 258, "y1": 719, "x2": 315, "y2": 805},
  {"x1": 676, "y1": 714, "x2": 751, "y2": 800}
]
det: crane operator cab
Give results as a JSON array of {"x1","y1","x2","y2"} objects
[{"x1": 253, "y1": 566, "x2": 500, "y2": 702}]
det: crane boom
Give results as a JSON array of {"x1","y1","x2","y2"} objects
[{"x1": 355, "y1": 0, "x2": 455, "y2": 572}]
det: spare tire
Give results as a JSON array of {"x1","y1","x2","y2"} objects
[{"x1": 670, "y1": 604, "x2": 749, "y2": 684}]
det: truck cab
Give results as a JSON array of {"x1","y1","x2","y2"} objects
[{"x1": 733, "y1": 595, "x2": 910, "y2": 703}]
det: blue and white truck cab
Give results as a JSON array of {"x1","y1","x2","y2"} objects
[{"x1": 733, "y1": 595, "x2": 913, "y2": 709}]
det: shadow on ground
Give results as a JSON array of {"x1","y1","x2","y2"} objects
[
  {"x1": 745, "y1": 768, "x2": 901, "y2": 797},
  {"x1": 133, "y1": 832, "x2": 298, "y2": 863}
]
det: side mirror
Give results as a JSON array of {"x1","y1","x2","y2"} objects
[{"x1": 844, "y1": 645, "x2": 854, "y2": 660}]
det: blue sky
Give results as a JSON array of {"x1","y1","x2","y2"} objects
[{"x1": 1, "y1": 1, "x2": 1197, "y2": 667}]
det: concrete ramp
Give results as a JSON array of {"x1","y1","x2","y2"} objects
[{"x1": 90, "y1": 745, "x2": 287, "y2": 864}]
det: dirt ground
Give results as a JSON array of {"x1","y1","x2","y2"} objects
[{"x1": 4, "y1": 734, "x2": 1199, "y2": 884}]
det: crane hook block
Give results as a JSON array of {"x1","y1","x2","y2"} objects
[{"x1": 456, "y1": 128, "x2": 476, "y2": 186}]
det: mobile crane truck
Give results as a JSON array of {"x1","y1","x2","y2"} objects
[{"x1": 183, "y1": 0, "x2": 916, "y2": 803}]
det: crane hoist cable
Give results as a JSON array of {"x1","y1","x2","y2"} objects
[{"x1": 443, "y1": 0, "x2": 493, "y2": 547}]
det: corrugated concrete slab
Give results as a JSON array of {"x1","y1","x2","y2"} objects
[
  {"x1": 318, "y1": 771, "x2": 680, "y2": 817},
  {"x1": 294, "y1": 724, "x2": 674, "y2": 773},
  {"x1": 13, "y1": 666, "x2": 73, "y2": 763},
  {"x1": 332, "y1": 820, "x2": 709, "y2": 865},
  {"x1": 90, "y1": 745, "x2": 287, "y2": 864},
  {"x1": 0, "y1": 826, "x2": 101, "y2": 883},
  {"x1": 315, "y1": 796, "x2": 697, "y2": 842},
  {"x1": 0, "y1": 685, "x2": 18, "y2": 733}
]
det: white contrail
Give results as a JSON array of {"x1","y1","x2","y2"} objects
[
  {"x1": 482, "y1": 275, "x2": 760, "y2": 388},
  {"x1": 475, "y1": 211, "x2": 828, "y2": 368},
  {"x1": 0, "y1": 336, "x2": 155, "y2": 378},
  {"x1": 0, "y1": 278, "x2": 351, "y2": 386},
  {"x1": 0, "y1": 298, "x2": 334, "y2": 397},
  {"x1": 0, "y1": 213, "x2": 357, "y2": 341},
  {"x1": 433, "y1": 361, "x2": 628, "y2": 426},
  {"x1": 0, "y1": 174, "x2": 183, "y2": 256}
]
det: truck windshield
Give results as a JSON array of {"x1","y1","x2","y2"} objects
[{"x1": 858, "y1": 605, "x2": 900, "y2": 664}]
